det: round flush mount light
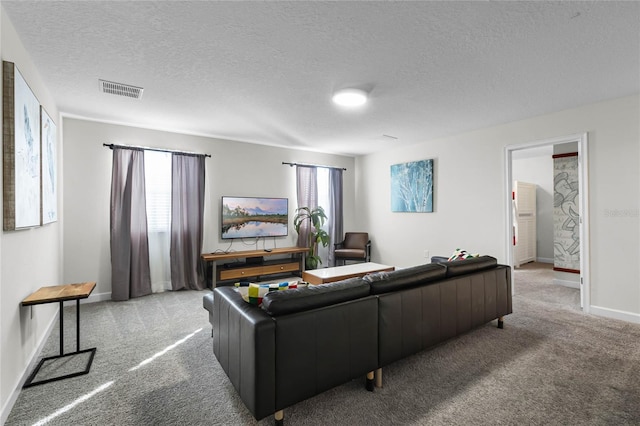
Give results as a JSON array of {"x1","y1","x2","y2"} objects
[{"x1": 332, "y1": 88, "x2": 368, "y2": 107}]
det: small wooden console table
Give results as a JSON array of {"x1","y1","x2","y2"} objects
[
  {"x1": 201, "y1": 247, "x2": 308, "y2": 288},
  {"x1": 21, "y1": 282, "x2": 97, "y2": 388}
]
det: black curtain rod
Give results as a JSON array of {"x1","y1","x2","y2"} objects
[
  {"x1": 103, "y1": 143, "x2": 211, "y2": 158},
  {"x1": 282, "y1": 161, "x2": 346, "y2": 171}
]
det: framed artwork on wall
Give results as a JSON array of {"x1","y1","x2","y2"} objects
[
  {"x1": 41, "y1": 106, "x2": 57, "y2": 225},
  {"x1": 3, "y1": 61, "x2": 42, "y2": 230},
  {"x1": 390, "y1": 158, "x2": 434, "y2": 212}
]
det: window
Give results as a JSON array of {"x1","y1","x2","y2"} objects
[
  {"x1": 144, "y1": 150, "x2": 172, "y2": 292},
  {"x1": 144, "y1": 151, "x2": 172, "y2": 232},
  {"x1": 296, "y1": 165, "x2": 343, "y2": 267}
]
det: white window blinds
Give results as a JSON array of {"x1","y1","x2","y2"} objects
[{"x1": 144, "y1": 150, "x2": 172, "y2": 232}]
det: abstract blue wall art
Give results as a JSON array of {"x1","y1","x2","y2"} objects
[{"x1": 390, "y1": 159, "x2": 434, "y2": 212}]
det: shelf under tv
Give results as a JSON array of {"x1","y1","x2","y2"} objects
[{"x1": 201, "y1": 247, "x2": 309, "y2": 287}]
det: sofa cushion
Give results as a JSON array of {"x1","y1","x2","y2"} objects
[
  {"x1": 364, "y1": 263, "x2": 447, "y2": 295},
  {"x1": 260, "y1": 278, "x2": 370, "y2": 316},
  {"x1": 444, "y1": 255, "x2": 498, "y2": 277}
]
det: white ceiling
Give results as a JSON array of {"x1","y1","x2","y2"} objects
[{"x1": 2, "y1": 1, "x2": 639, "y2": 157}]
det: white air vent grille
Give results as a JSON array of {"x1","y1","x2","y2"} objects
[{"x1": 99, "y1": 79, "x2": 143, "y2": 99}]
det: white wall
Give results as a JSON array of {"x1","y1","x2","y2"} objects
[
  {"x1": 1, "y1": 10, "x2": 62, "y2": 422},
  {"x1": 62, "y1": 118, "x2": 356, "y2": 298},
  {"x1": 513, "y1": 153, "x2": 554, "y2": 262},
  {"x1": 357, "y1": 94, "x2": 640, "y2": 320}
]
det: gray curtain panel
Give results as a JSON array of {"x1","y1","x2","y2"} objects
[
  {"x1": 170, "y1": 153, "x2": 206, "y2": 290},
  {"x1": 328, "y1": 168, "x2": 343, "y2": 266},
  {"x1": 295, "y1": 165, "x2": 318, "y2": 248},
  {"x1": 110, "y1": 148, "x2": 152, "y2": 301}
]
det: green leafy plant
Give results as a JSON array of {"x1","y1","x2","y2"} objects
[{"x1": 293, "y1": 206, "x2": 330, "y2": 270}]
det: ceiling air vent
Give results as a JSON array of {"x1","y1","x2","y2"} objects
[{"x1": 99, "y1": 79, "x2": 143, "y2": 100}]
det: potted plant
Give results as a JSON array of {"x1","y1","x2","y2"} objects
[{"x1": 293, "y1": 206, "x2": 330, "y2": 270}]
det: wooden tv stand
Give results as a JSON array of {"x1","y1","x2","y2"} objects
[{"x1": 201, "y1": 247, "x2": 308, "y2": 288}]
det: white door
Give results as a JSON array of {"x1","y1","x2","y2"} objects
[{"x1": 513, "y1": 181, "x2": 537, "y2": 267}]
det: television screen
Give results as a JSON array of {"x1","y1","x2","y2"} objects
[{"x1": 221, "y1": 196, "x2": 289, "y2": 239}]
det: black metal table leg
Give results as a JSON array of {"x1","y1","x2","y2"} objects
[
  {"x1": 59, "y1": 300, "x2": 64, "y2": 356},
  {"x1": 76, "y1": 299, "x2": 80, "y2": 352},
  {"x1": 23, "y1": 299, "x2": 97, "y2": 388}
]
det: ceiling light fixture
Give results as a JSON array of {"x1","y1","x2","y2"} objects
[{"x1": 332, "y1": 88, "x2": 368, "y2": 107}]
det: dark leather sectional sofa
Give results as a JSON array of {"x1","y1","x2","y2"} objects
[{"x1": 206, "y1": 255, "x2": 512, "y2": 424}]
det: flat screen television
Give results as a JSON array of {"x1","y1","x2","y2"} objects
[{"x1": 221, "y1": 196, "x2": 289, "y2": 240}]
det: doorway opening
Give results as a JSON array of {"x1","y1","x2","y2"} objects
[
  {"x1": 504, "y1": 133, "x2": 590, "y2": 313},
  {"x1": 512, "y1": 261, "x2": 582, "y2": 312}
]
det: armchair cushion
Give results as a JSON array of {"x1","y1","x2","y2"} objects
[
  {"x1": 342, "y1": 232, "x2": 369, "y2": 249},
  {"x1": 335, "y1": 248, "x2": 368, "y2": 259}
]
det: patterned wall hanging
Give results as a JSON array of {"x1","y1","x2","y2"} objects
[{"x1": 553, "y1": 153, "x2": 580, "y2": 272}]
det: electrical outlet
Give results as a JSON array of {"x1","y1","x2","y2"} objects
[{"x1": 423, "y1": 250, "x2": 430, "y2": 259}]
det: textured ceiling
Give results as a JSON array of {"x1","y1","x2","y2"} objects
[{"x1": 2, "y1": 1, "x2": 639, "y2": 156}]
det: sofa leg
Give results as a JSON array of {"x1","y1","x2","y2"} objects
[
  {"x1": 366, "y1": 371, "x2": 374, "y2": 391},
  {"x1": 498, "y1": 316, "x2": 504, "y2": 329},
  {"x1": 275, "y1": 410, "x2": 284, "y2": 425},
  {"x1": 375, "y1": 368, "x2": 383, "y2": 388}
]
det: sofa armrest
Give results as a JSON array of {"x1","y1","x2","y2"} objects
[{"x1": 213, "y1": 286, "x2": 276, "y2": 420}]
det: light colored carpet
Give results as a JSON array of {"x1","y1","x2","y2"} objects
[
  {"x1": 6, "y1": 265, "x2": 640, "y2": 425},
  {"x1": 513, "y1": 261, "x2": 581, "y2": 311}
]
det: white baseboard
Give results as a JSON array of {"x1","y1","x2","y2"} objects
[
  {"x1": 1, "y1": 308, "x2": 59, "y2": 425},
  {"x1": 553, "y1": 278, "x2": 580, "y2": 289},
  {"x1": 590, "y1": 305, "x2": 640, "y2": 324},
  {"x1": 88, "y1": 291, "x2": 112, "y2": 303},
  {"x1": 537, "y1": 257, "x2": 554, "y2": 264},
  {"x1": 62, "y1": 291, "x2": 111, "y2": 307}
]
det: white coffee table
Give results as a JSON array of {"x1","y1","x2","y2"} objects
[{"x1": 302, "y1": 262, "x2": 394, "y2": 285}]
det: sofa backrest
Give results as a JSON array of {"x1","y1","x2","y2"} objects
[
  {"x1": 377, "y1": 263, "x2": 512, "y2": 367},
  {"x1": 261, "y1": 277, "x2": 370, "y2": 316},
  {"x1": 443, "y1": 255, "x2": 498, "y2": 277},
  {"x1": 363, "y1": 263, "x2": 447, "y2": 295},
  {"x1": 271, "y1": 292, "x2": 378, "y2": 412}
]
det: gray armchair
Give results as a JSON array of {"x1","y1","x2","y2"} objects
[{"x1": 333, "y1": 232, "x2": 371, "y2": 266}]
